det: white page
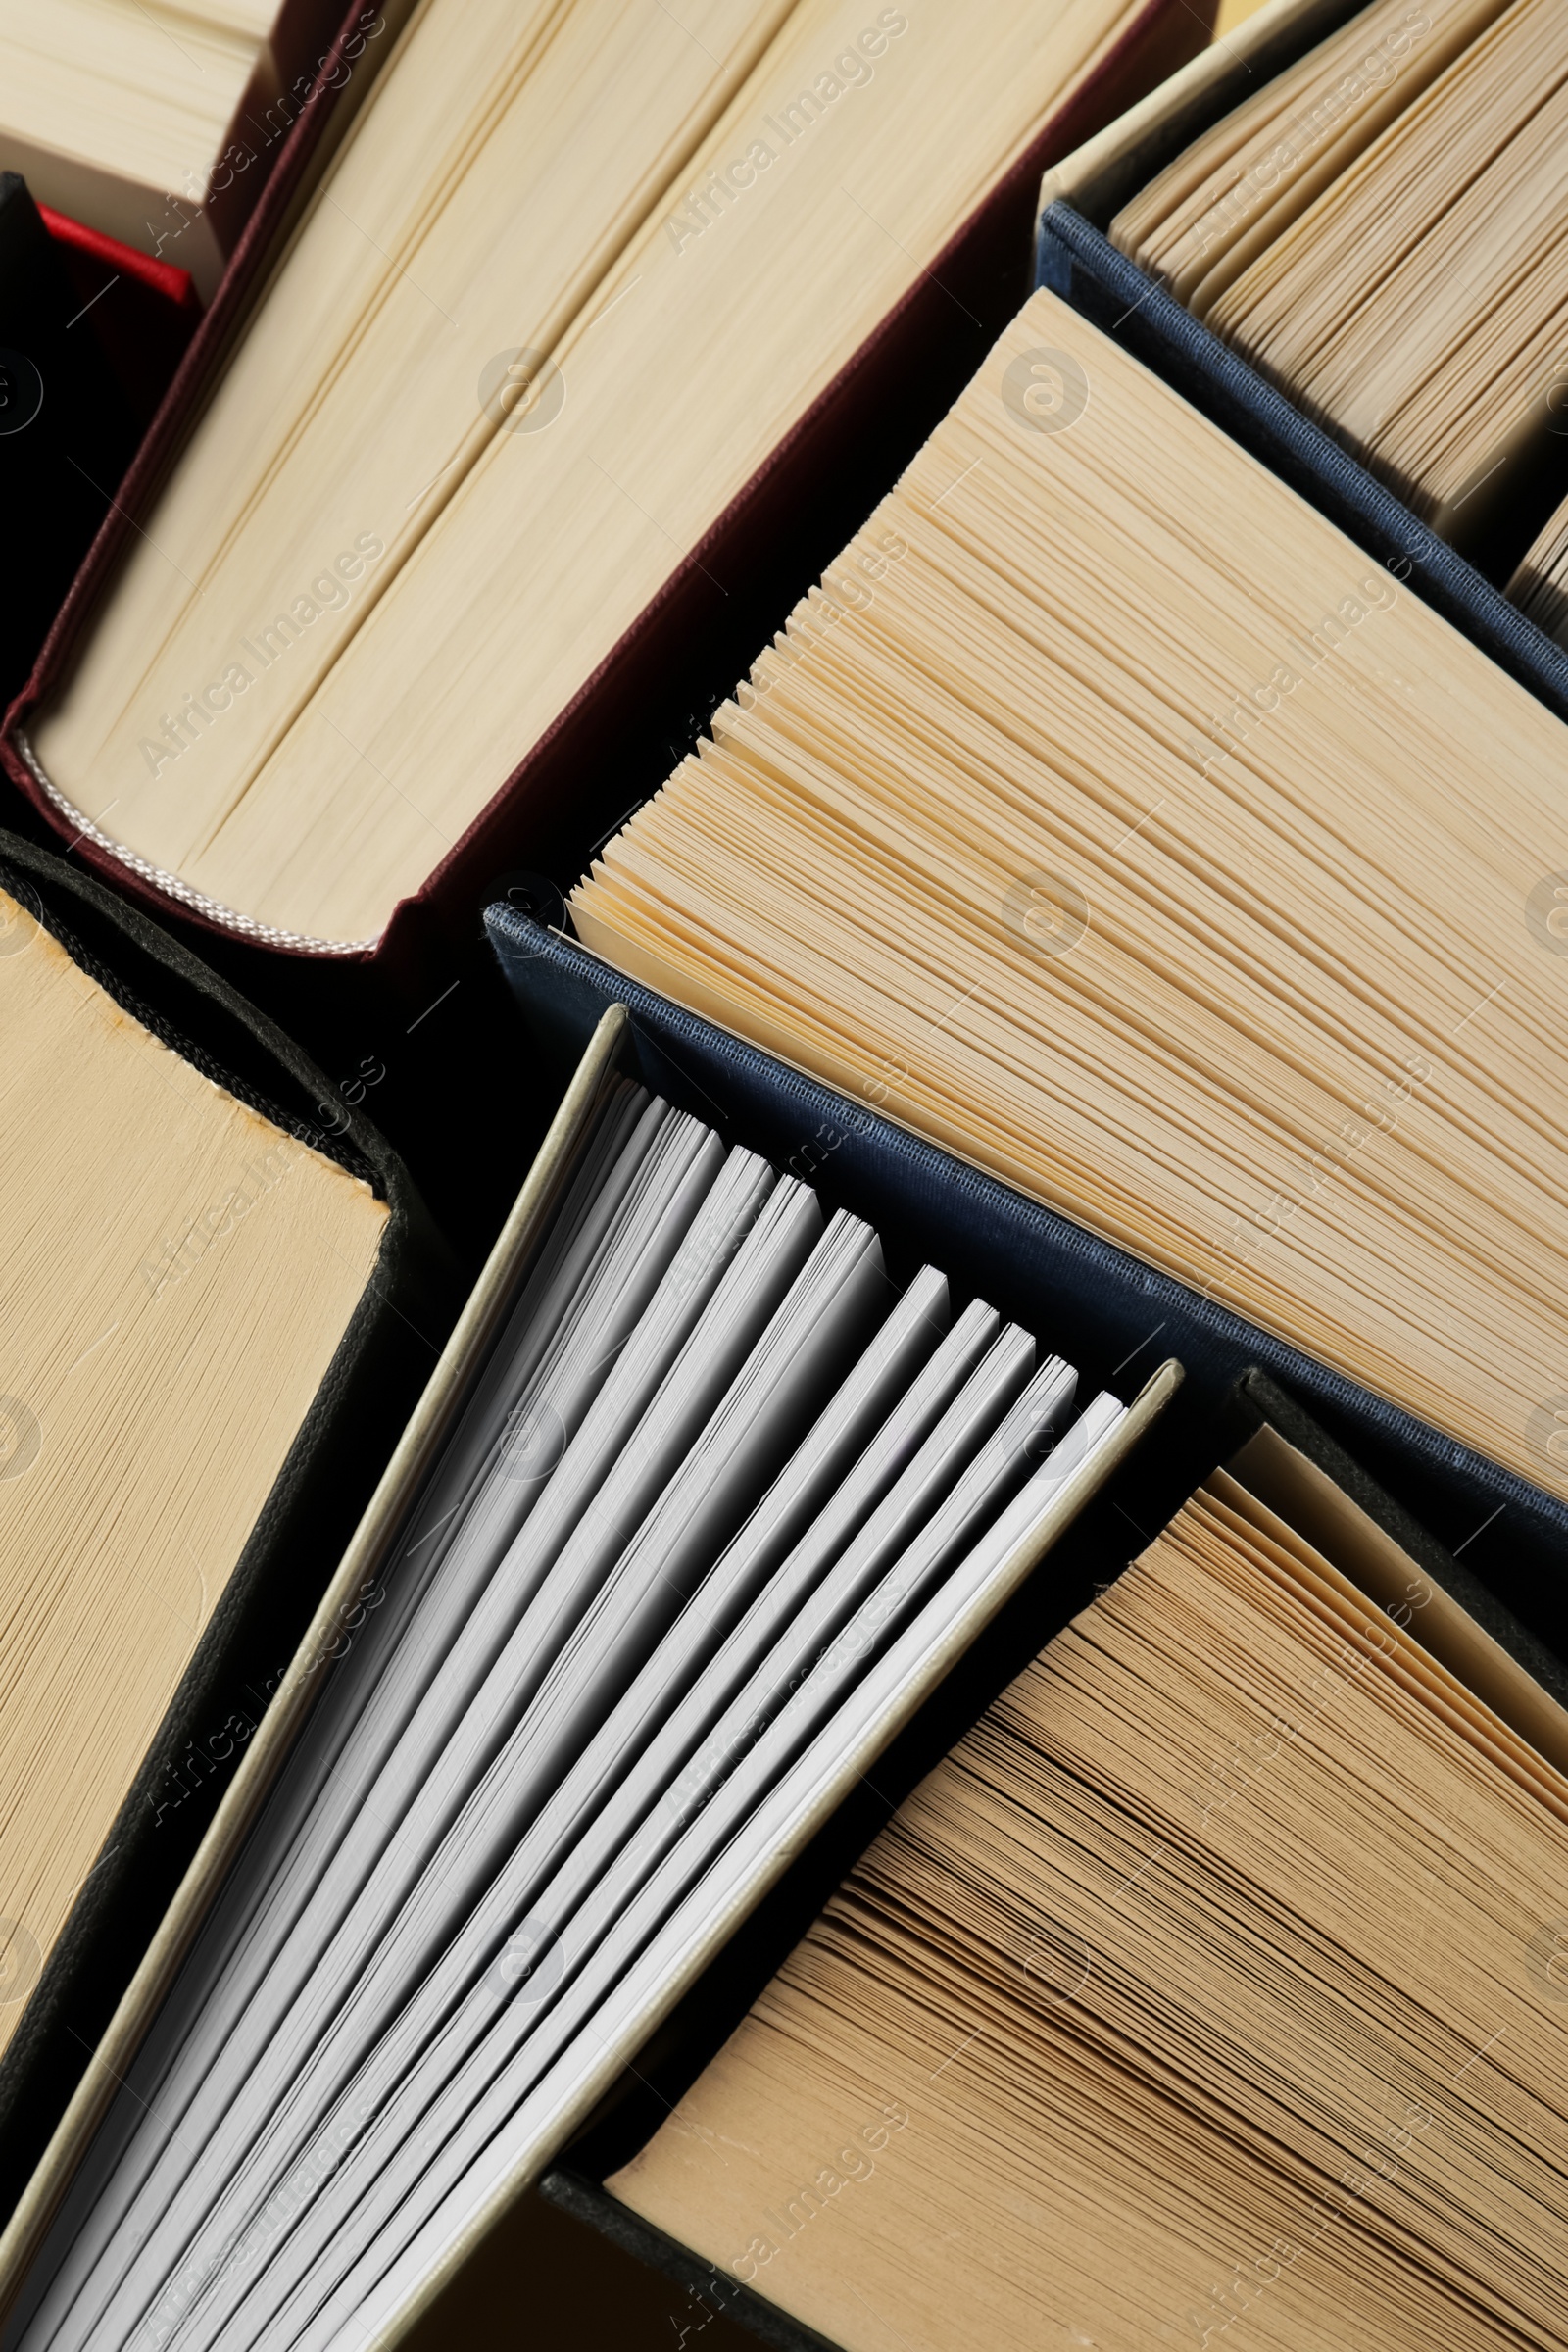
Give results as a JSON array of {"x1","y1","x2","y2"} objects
[
  {"x1": 258, "y1": 1380, "x2": 1117, "y2": 2352},
  {"x1": 393, "y1": 1077, "x2": 654, "y2": 1569},
  {"x1": 318, "y1": 1394, "x2": 1133, "y2": 2352},
  {"x1": 133, "y1": 1207, "x2": 882, "y2": 2342},
  {"x1": 178, "y1": 1338, "x2": 1065, "y2": 2351},
  {"x1": 72, "y1": 1159, "x2": 820, "y2": 2352},
  {"x1": 160, "y1": 1273, "x2": 978, "y2": 2352},
  {"x1": 27, "y1": 1128, "x2": 778, "y2": 2352}
]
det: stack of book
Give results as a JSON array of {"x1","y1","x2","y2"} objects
[{"x1": 1, "y1": 0, "x2": 1566, "y2": 2345}]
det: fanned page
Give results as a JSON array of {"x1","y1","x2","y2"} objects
[
  {"x1": 28, "y1": 0, "x2": 1152, "y2": 947},
  {"x1": 610, "y1": 1475, "x2": 1568, "y2": 2352},
  {"x1": 0, "y1": 887, "x2": 385, "y2": 2072},
  {"x1": 1108, "y1": 0, "x2": 1510, "y2": 313},
  {"x1": 6, "y1": 1077, "x2": 1129, "y2": 2352},
  {"x1": 571, "y1": 284, "x2": 1568, "y2": 1500},
  {"x1": 1507, "y1": 487, "x2": 1568, "y2": 646},
  {"x1": 1111, "y1": 0, "x2": 1568, "y2": 536}
]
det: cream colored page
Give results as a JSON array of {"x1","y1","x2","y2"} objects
[
  {"x1": 168, "y1": 0, "x2": 1142, "y2": 940},
  {"x1": 0, "y1": 0, "x2": 256, "y2": 187},
  {"x1": 573, "y1": 291, "x2": 1568, "y2": 1489},
  {"x1": 1115, "y1": 0, "x2": 1465, "y2": 293},
  {"x1": 194, "y1": 0, "x2": 277, "y2": 37},
  {"x1": 1226, "y1": 1432, "x2": 1568, "y2": 1778},
  {"x1": 1508, "y1": 492, "x2": 1568, "y2": 638},
  {"x1": 35, "y1": 0, "x2": 793, "y2": 899},
  {"x1": 1321, "y1": 97, "x2": 1568, "y2": 485},
  {"x1": 621, "y1": 308, "x2": 1568, "y2": 1205},
  {"x1": 578, "y1": 801, "x2": 1563, "y2": 1491},
  {"x1": 0, "y1": 895, "x2": 385, "y2": 2064},
  {"x1": 1204, "y1": 0, "x2": 1568, "y2": 503},
  {"x1": 29, "y1": 0, "x2": 554, "y2": 805}
]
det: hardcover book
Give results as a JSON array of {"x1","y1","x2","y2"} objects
[
  {"x1": 1, "y1": 0, "x2": 1206, "y2": 996},
  {"x1": 0, "y1": 827, "x2": 451, "y2": 2228},
  {"x1": 489, "y1": 915, "x2": 1568, "y2": 1634}
]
